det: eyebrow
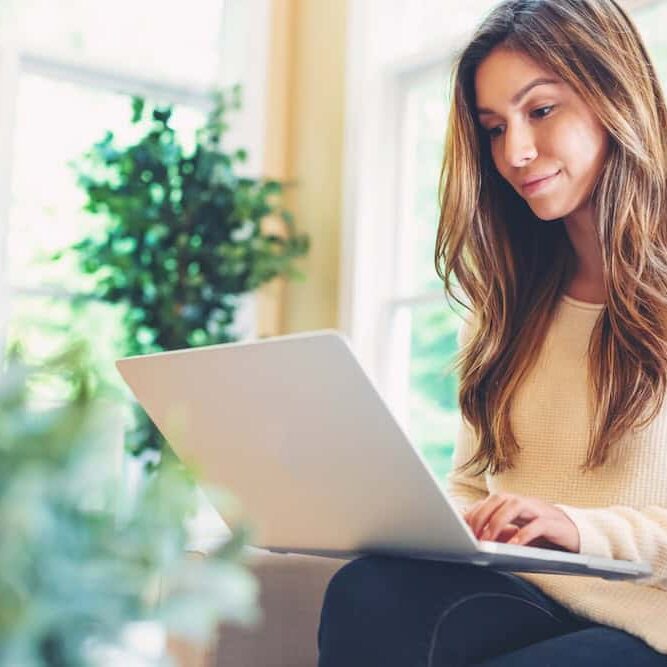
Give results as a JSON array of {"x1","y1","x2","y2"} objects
[{"x1": 476, "y1": 77, "x2": 562, "y2": 117}]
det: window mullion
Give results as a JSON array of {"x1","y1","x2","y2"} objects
[
  {"x1": 0, "y1": 44, "x2": 20, "y2": 364},
  {"x1": 9, "y1": 285, "x2": 99, "y2": 302},
  {"x1": 20, "y1": 51, "x2": 214, "y2": 112}
]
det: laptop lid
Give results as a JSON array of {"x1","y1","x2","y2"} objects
[
  {"x1": 115, "y1": 330, "x2": 651, "y2": 580},
  {"x1": 116, "y1": 330, "x2": 479, "y2": 553}
]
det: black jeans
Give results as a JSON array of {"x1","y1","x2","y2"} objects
[{"x1": 317, "y1": 555, "x2": 667, "y2": 666}]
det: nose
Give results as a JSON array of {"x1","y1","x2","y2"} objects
[{"x1": 503, "y1": 122, "x2": 538, "y2": 167}]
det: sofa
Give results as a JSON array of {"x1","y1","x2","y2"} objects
[{"x1": 167, "y1": 549, "x2": 349, "y2": 667}]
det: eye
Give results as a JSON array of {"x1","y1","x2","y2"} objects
[
  {"x1": 531, "y1": 104, "x2": 555, "y2": 119},
  {"x1": 484, "y1": 105, "x2": 556, "y2": 140}
]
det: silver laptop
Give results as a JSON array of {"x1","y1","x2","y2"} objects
[{"x1": 116, "y1": 329, "x2": 652, "y2": 582}]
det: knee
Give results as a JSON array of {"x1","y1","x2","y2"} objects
[
  {"x1": 321, "y1": 555, "x2": 397, "y2": 621},
  {"x1": 317, "y1": 555, "x2": 492, "y2": 662},
  {"x1": 317, "y1": 556, "x2": 409, "y2": 663},
  {"x1": 318, "y1": 554, "x2": 402, "y2": 656}
]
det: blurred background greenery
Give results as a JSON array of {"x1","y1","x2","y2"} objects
[
  {"x1": 50, "y1": 88, "x2": 309, "y2": 458},
  {"x1": 0, "y1": 342, "x2": 261, "y2": 666}
]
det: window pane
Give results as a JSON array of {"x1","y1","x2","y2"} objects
[
  {"x1": 5, "y1": 71, "x2": 205, "y2": 397},
  {"x1": 2, "y1": 0, "x2": 226, "y2": 90},
  {"x1": 396, "y1": 65, "x2": 450, "y2": 298},
  {"x1": 387, "y1": 300, "x2": 464, "y2": 483},
  {"x1": 7, "y1": 72, "x2": 205, "y2": 293},
  {"x1": 5, "y1": 294, "x2": 129, "y2": 403}
]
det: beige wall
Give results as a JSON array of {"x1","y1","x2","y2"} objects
[{"x1": 258, "y1": 0, "x2": 347, "y2": 336}]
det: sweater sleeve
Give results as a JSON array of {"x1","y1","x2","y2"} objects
[
  {"x1": 444, "y1": 312, "x2": 489, "y2": 514},
  {"x1": 554, "y1": 502, "x2": 667, "y2": 589}
]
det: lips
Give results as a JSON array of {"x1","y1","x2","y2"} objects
[{"x1": 521, "y1": 170, "x2": 561, "y2": 195}]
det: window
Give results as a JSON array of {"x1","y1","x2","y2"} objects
[
  {"x1": 2, "y1": 0, "x2": 228, "y2": 90},
  {"x1": 0, "y1": 0, "x2": 271, "y2": 548},
  {"x1": 385, "y1": 64, "x2": 462, "y2": 481},
  {"x1": 0, "y1": 0, "x2": 270, "y2": 385},
  {"x1": 4, "y1": 71, "x2": 206, "y2": 394}
]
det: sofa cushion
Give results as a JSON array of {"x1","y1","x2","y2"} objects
[{"x1": 211, "y1": 551, "x2": 348, "y2": 667}]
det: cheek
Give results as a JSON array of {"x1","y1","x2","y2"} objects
[{"x1": 557, "y1": 120, "x2": 608, "y2": 184}]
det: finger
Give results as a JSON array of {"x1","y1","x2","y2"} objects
[
  {"x1": 483, "y1": 498, "x2": 539, "y2": 542},
  {"x1": 480, "y1": 497, "x2": 523, "y2": 540},
  {"x1": 527, "y1": 536, "x2": 569, "y2": 551},
  {"x1": 464, "y1": 495, "x2": 503, "y2": 536},
  {"x1": 495, "y1": 524, "x2": 520, "y2": 543},
  {"x1": 466, "y1": 494, "x2": 510, "y2": 538},
  {"x1": 509, "y1": 517, "x2": 549, "y2": 546}
]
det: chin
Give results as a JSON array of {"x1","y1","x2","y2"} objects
[
  {"x1": 533, "y1": 212, "x2": 563, "y2": 222},
  {"x1": 528, "y1": 204, "x2": 566, "y2": 222}
]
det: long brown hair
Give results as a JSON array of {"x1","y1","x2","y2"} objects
[{"x1": 435, "y1": 0, "x2": 667, "y2": 476}]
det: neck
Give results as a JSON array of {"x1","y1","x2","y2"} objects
[{"x1": 562, "y1": 204, "x2": 605, "y2": 303}]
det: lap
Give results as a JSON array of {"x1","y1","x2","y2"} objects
[
  {"x1": 318, "y1": 555, "x2": 591, "y2": 666},
  {"x1": 322, "y1": 554, "x2": 583, "y2": 624},
  {"x1": 319, "y1": 555, "x2": 666, "y2": 666}
]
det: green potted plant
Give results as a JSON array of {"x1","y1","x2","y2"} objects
[
  {"x1": 55, "y1": 85, "x2": 310, "y2": 456},
  {"x1": 0, "y1": 341, "x2": 262, "y2": 666}
]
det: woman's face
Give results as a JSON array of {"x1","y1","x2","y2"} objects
[{"x1": 474, "y1": 46, "x2": 609, "y2": 222}]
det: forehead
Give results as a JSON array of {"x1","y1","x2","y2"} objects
[{"x1": 474, "y1": 48, "x2": 564, "y2": 111}]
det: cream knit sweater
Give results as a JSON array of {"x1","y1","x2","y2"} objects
[{"x1": 445, "y1": 293, "x2": 667, "y2": 655}]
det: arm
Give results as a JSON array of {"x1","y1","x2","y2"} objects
[
  {"x1": 554, "y1": 503, "x2": 667, "y2": 589},
  {"x1": 445, "y1": 416, "x2": 489, "y2": 514},
  {"x1": 445, "y1": 310, "x2": 667, "y2": 584},
  {"x1": 444, "y1": 312, "x2": 489, "y2": 513}
]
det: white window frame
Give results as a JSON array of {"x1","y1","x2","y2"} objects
[
  {"x1": 339, "y1": 1, "x2": 475, "y2": 423},
  {"x1": 0, "y1": 0, "x2": 272, "y2": 362}
]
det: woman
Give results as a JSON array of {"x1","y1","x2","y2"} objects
[{"x1": 317, "y1": 0, "x2": 667, "y2": 664}]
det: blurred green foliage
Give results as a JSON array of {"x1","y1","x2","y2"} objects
[
  {"x1": 54, "y1": 85, "x2": 310, "y2": 456},
  {"x1": 408, "y1": 302, "x2": 463, "y2": 480},
  {"x1": 0, "y1": 341, "x2": 261, "y2": 666},
  {"x1": 411, "y1": 306, "x2": 460, "y2": 412}
]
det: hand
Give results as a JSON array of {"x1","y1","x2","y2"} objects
[{"x1": 463, "y1": 492, "x2": 581, "y2": 553}]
